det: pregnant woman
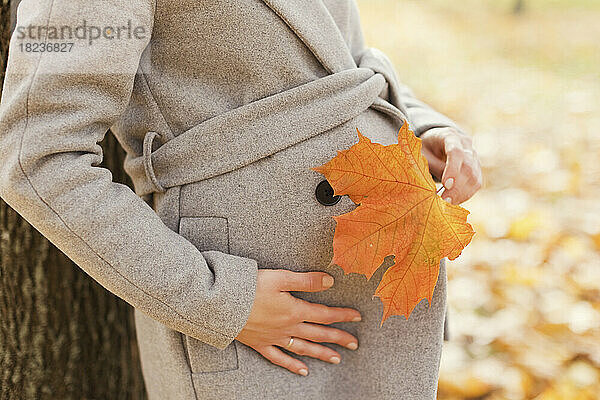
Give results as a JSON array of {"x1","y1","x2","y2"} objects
[{"x1": 0, "y1": 0, "x2": 482, "y2": 399}]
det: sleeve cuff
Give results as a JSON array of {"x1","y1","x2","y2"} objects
[{"x1": 188, "y1": 250, "x2": 258, "y2": 350}]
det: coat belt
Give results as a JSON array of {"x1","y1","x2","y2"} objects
[{"x1": 125, "y1": 48, "x2": 409, "y2": 197}]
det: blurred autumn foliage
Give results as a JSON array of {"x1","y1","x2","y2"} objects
[{"x1": 357, "y1": 1, "x2": 600, "y2": 399}]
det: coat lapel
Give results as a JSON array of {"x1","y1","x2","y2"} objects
[{"x1": 260, "y1": 0, "x2": 357, "y2": 74}]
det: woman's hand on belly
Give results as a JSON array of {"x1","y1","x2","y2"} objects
[{"x1": 235, "y1": 269, "x2": 362, "y2": 376}]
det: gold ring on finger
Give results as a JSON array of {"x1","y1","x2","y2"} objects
[{"x1": 285, "y1": 337, "x2": 294, "y2": 349}]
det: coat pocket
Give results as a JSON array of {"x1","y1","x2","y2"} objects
[{"x1": 178, "y1": 216, "x2": 239, "y2": 374}]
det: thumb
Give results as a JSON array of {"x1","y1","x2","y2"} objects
[
  {"x1": 421, "y1": 146, "x2": 445, "y2": 179},
  {"x1": 277, "y1": 270, "x2": 335, "y2": 292}
]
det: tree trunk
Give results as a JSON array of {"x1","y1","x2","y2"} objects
[{"x1": 0, "y1": 1, "x2": 147, "y2": 399}]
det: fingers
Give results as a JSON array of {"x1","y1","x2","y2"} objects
[
  {"x1": 257, "y1": 345, "x2": 308, "y2": 376},
  {"x1": 438, "y1": 133, "x2": 482, "y2": 205},
  {"x1": 278, "y1": 337, "x2": 342, "y2": 365},
  {"x1": 441, "y1": 157, "x2": 483, "y2": 204},
  {"x1": 441, "y1": 134, "x2": 464, "y2": 189},
  {"x1": 292, "y1": 322, "x2": 359, "y2": 350},
  {"x1": 298, "y1": 300, "x2": 362, "y2": 324},
  {"x1": 258, "y1": 335, "x2": 348, "y2": 377},
  {"x1": 420, "y1": 142, "x2": 445, "y2": 179},
  {"x1": 275, "y1": 270, "x2": 335, "y2": 292}
]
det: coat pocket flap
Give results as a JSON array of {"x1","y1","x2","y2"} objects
[{"x1": 184, "y1": 335, "x2": 239, "y2": 374}]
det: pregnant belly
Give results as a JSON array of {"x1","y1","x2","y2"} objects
[
  {"x1": 178, "y1": 107, "x2": 403, "y2": 303},
  {"x1": 176, "y1": 108, "x2": 446, "y2": 392}
]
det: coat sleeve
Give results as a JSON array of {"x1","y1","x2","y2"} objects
[
  {"x1": 347, "y1": 0, "x2": 467, "y2": 138},
  {"x1": 0, "y1": 0, "x2": 257, "y2": 350}
]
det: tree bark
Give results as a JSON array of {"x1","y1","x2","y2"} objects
[{"x1": 0, "y1": 1, "x2": 147, "y2": 399}]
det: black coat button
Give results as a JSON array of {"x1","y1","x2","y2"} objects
[{"x1": 315, "y1": 179, "x2": 341, "y2": 206}]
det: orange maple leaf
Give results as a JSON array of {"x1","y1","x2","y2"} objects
[{"x1": 311, "y1": 123, "x2": 475, "y2": 325}]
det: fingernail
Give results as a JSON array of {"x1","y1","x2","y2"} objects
[
  {"x1": 298, "y1": 368, "x2": 308, "y2": 376},
  {"x1": 444, "y1": 178, "x2": 454, "y2": 190},
  {"x1": 322, "y1": 275, "x2": 334, "y2": 288},
  {"x1": 347, "y1": 342, "x2": 358, "y2": 350},
  {"x1": 352, "y1": 315, "x2": 361, "y2": 322},
  {"x1": 443, "y1": 197, "x2": 452, "y2": 204},
  {"x1": 329, "y1": 356, "x2": 341, "y2": 364}
]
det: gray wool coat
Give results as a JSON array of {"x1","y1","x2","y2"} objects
[{"x1": 0, "y1": 0, "x2": 466, "y2": 399}]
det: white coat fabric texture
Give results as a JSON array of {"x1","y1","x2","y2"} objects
[{"x1": 0, "y1": 0, "x2": 466, "y2": 398}]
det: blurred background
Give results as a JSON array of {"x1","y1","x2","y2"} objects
[{"x1": 357, "y1": 0, "x2": 600, "y2": 398}]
